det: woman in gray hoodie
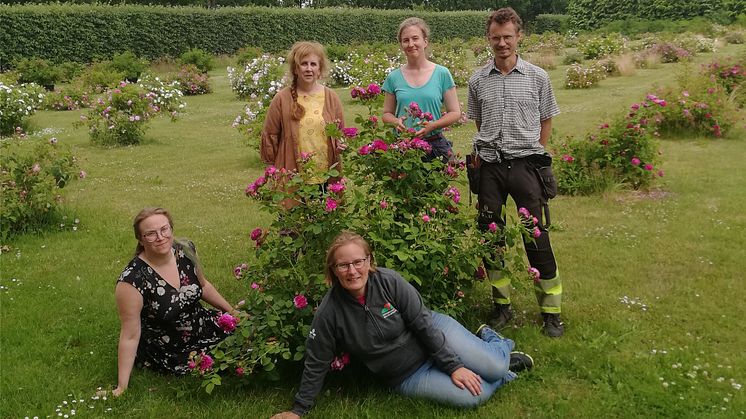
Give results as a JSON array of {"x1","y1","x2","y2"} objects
[{"x1": 272, "y1": 231, "x2": 532, "y2": 418}]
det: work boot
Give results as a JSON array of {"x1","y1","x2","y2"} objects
[
  {"x1": 541, "y1": 313, "x2": 564, "y2": 337},
  {"x1": 488, "y1": 304, "x2": 513, "y2": 330},
  {"x1": 509, "y1": 351, "x2": 534, "y2": 373}
]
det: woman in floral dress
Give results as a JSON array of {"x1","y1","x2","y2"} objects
[{"x1": 112, "y1": 207, "x2": 235, "y2": 396}]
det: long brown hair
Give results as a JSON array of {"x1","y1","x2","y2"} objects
[
  {"x1": 286, "y1": 41, "x2": 330, "y2": 121},
  {"x1": 324, "y1": 231, "x2": 377, "y2": 286}
]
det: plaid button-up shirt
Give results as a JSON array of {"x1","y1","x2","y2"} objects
[{"x1": 467, "y1": 56, "x2": 560, "y2": 162}]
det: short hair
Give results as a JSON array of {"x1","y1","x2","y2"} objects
[
  {"x1": 324, "y1": 231, "x2": 377, "y2": 287},
  {"x1": 486, "y1": 7, "x2": 523, "y2": 35},
  {"x1": 132, "y1": 207, "x2": 173, "y2": 255},
  {"x1": 397, "y1": 17, "x2": 431, "y2": 43}
]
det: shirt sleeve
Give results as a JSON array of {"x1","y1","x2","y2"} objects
[
  {"x1": 538, "y1": 71, "x2": 560, "y2": 121},
  {"x1": 292, "y1": 305, "x2": 337, "y2": 416},
  {"x1": 387, "y1": 271, "x2": 463, "y2": 375},
  {"x1": 439, "y1": 66, "x2": 456, "y2": 92},
  {"x1": 382, "y1": 70, "x2": 397, "y2": 95},
  {"x1": 467, "y1": 77, "x2": 480, "y2": 123}
]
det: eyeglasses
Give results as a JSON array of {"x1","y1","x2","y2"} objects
[
  {"x1": 142, "y1": 225, "x2": 172, "y2": 243},
  {"x1": 333, "y1": 257, "x2": 368, "y2": 272}
]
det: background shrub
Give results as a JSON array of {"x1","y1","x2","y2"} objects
[
  {"x1": 110, "y1": 51, "x2": 149, "y2": 82},
  {"x1": 13, "y1": 57, "x2": 62, "y2": 88},
  {"x1": 565, "y1": 63, "x2": 604, "y2": 88},
  {"x1": 577, "y1": 33, "x2": 626, "y2": 59},
  {"x1": 174, "y1": 64, "x2": 212, "y2": 95},
  {"x1": 180, "y1": 48, "x2": 215, "y2": 73},
  {"x1": 533, "y1": 14, "x2": 570, "y2": 34},
  {"x1": 0, "y1": 136, "x2": 80, "y2": 239},
  {"x1": 0, "y1": 82, "x2": 45, "y2": 136}
]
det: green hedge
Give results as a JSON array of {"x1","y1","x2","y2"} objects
[
  {"x1": 0, "y1": 4, "x2": 487, "y2": 65},
  {"x1": 568, "y1": 0, "x2": 746, "y2": 31},
  {"x1": 533, "y1": 14, "x2": 570, "y2": 33}
]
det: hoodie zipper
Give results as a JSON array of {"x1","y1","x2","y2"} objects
[{"x1": 364, "y1": 304, "x2": 384, "y2": 339}]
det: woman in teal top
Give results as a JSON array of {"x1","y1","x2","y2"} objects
[{"x1": 382, "y1": 17, "x2": 462, "y2": 161}]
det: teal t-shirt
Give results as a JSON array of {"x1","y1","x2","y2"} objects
[{"x1": 382, "y1": 64, "x2": 456, "y2": 134}]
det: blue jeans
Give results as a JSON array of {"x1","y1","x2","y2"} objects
[{"x1": 394, "y1": 312, "x2": 517, "y2": 408}]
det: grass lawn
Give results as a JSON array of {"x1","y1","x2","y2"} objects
[{"x1": 1, "y1": 43, "x2": 745, "y2": 418}]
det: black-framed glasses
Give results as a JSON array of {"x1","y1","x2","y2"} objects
[
  {"x1": 142, "y1": 225, "x2": 172, "y2": 243},
  {"x1": 334, "y1": 256, "x2": 368, "y2": 272}
]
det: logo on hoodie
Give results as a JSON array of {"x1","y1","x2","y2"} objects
[{"x1": 381, "y1": 302, "x2": 398, "y2": 319}]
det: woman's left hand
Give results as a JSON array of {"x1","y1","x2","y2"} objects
[
  {"x1": 450, "y1": 367, "x2": 482, "y2": 396},
  {"x1": 414, "y1": 122, "x2": 432, "y2": 139}
]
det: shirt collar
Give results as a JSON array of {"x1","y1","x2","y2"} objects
[{"x1": 483, "y1": 54, "x2": 527, "y2": 76}]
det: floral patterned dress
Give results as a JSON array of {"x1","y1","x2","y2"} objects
[{"x1": 117, "y1": 241, "x2": 229, "y2": 374}]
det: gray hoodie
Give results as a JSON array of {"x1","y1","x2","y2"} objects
[{"x1": 292, "y1": 267, "x2": 463, "y2": 416}]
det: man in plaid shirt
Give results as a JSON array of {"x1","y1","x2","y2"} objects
[{"x1": 467, "y1": 7, "x2": 564, "y2": 337}]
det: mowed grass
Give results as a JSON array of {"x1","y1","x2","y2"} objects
[{"x1": 1, "y1": 43, "x2": 745, "y2": 418}]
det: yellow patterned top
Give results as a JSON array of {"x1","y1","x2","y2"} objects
[{"x1": 297, "y1": 90, "x2": 328, "y2": 184}]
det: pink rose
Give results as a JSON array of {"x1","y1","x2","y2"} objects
[
  {"x1": 342, "y1": 127, "x2": 358, "y2": 138},
  {"x1": 422, "y1": 214, "x2": 431, "y2": 222},
  {"x1": 251, "y1": 282, "x2": 259, "y2": 289},
  {"x1": 367, "y1": 83, "x2": 381, "y2": 95},
  {"x1": 235, "y1": 367, "x2": 245, "y2": 376},
  {"x1": 643, "y1": 164, "x2": 653, "y2": 171},
  {"x1": 200, "y1": 354, "x2": 214, "y2": 371},
  {"x1": 358, "y1": 144, "x2": 371, "y2": 156},
  {"x1": 325, "y1": 197, "x2": 338, "y2": 212},
  {"x1": 328, "y1": 181, "x2": 345, "y2": 194},
  {"x1": 371, "y1": 139, "x2": 388, "y2": 152},
  {"x1": 379, "y1": 200, "x2": 389, "y2": 209},
  {"x1": 518, "y1": 207, "x2": 531, "y2": 219},
  {"x1": 533, "y1": 227, "x2": 542, "y2": 238},
  {"x1": 188, "y1": 360, "x2": 197, "y2": 370},
  {"x1": 294, "y1": 294, "x2": 308, "y2": 309},
  {"x1": 217, "y1": 313, "x2": 238, "y2": 333},
  {"x1": 561, "y1": 154, "x2": 574, "y2": 163},
  {"x1": 528, "y1": 267, "x2": 541, "y2": 282},
  {"x1": 631, "y1": 157, "x2": 641, "y2": 166},
  {"x1": 488, "y1": 222, "x2": 497, "y2": 232}
]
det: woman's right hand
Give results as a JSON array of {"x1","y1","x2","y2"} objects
[{"x1": 270, "y1": 412, "x2": 300, "y2": 419}]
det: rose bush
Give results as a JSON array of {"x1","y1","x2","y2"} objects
[
  {"x1": 79, "y1": 80, "x2": 183, "y2": 146},
  {"x1": 553, "y1": 94, "x2": 666, "y2": 194},
  {"x1": 195, "y1": 93, "x2": 532, "y2": 389},
  {"x1": 0, "y1": 82, "x2": 45, "y2": 136},
  {"x1": 1, "y1": 136, "x2": 81, "y2": 239}
]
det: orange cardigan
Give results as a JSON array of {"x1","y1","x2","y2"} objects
[{"x1": 260, "y1": 86, "x2": 346, "y2": 174}]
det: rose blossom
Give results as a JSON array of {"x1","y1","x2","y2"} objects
[
  {"x1": 328, "y1": 181, "x2": 346, "y2": 194},
  {"x1": 294, "y1": 294, "x2": 308, "y2": 309},
  {"x1": 643, "y1": 164, "x2": 653, "y2": 171},
  {"x1": 217, "y1": 313, "x2": 238, "y2": 333},
  {"x1": 250, "y1": 228, "x2": 263, "y2": 241},
  {"x1": 528, "y1": 267, "x2": 541, "y2": 282},
  {"x1": 631, "y1": 157, "x2": 641, "y2": 166},
  {"x1": 371, "y1": 139, "x2": 388, "y2": 152},
  {"x1": 325, "y1": 197, "x2": 338, "y2": 212},
  {"x1": 342, "y1": 127, "x2": 358, "y2": 138},
  {"x1": 235, "y1": 367, "x2": 245, "y2": 376},
  {"x1": 488, "y1": 222, "x2": 498, "y2": 232},
  {"x1": 533, "y1": 227, "x2": 542, "y2": 238},
  {"x1": 379, "y1": 200, "x2": 389, "y2": 209},
  {"x1": 200, "y1": 354, "x2": 214, "y2": 371},
  {"x1": 251, "y1": 282, "x2": 259, "y2": 289},
  {"x1": 422, "y1": 214, "x2": 431, "y2": 222}
]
